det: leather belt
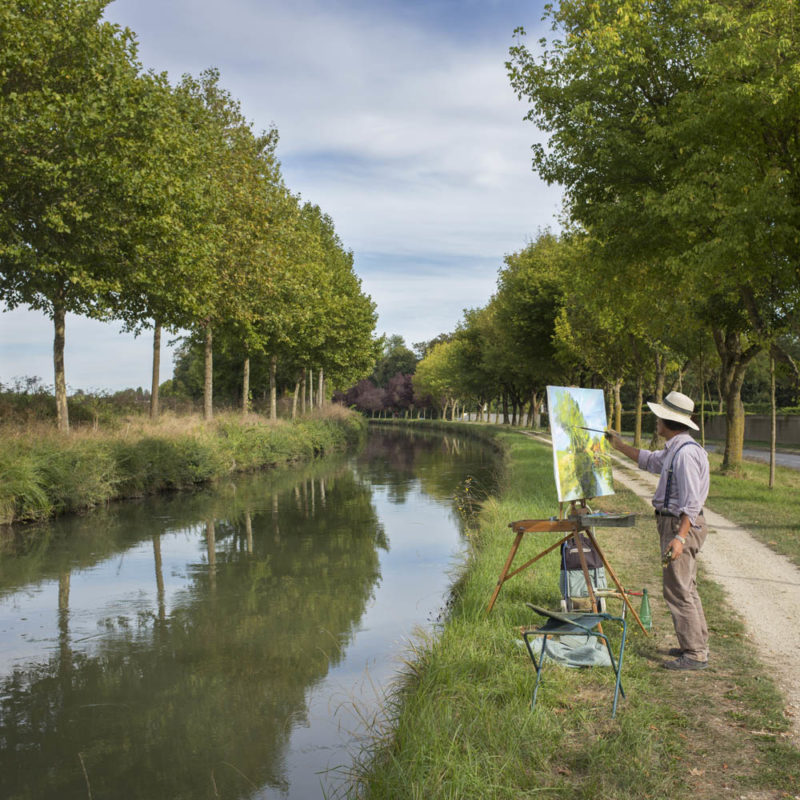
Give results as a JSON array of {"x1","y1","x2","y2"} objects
[{"x1": 654, "y1": 509, "x2": 704, "y2": 518}]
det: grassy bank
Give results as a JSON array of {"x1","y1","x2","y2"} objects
[
  {"x1": 704, "y1": 453, "x2": 800, "y2": 567},
  {"x1": 351, "y1": 429, "x2": 800, "y2": 799},
  {"x1": 0, "y1": 406, "x2": 365, "y2": 525}
]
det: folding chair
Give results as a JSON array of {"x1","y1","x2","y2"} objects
[{"x1": 522, "y1": 602, "x2": 628, "y2": 718}]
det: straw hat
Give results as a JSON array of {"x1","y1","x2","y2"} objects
[{"x1": 647, "y1": 391, "x2": 699, "y2": 431}]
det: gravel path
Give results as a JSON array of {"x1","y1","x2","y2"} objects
[{"x1": 609, "y1": 453, "x2": 800, "y2": 743}]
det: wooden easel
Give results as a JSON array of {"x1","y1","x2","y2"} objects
[{"x1": 486, "y1": 500, "x2": 649, "y2": 635}]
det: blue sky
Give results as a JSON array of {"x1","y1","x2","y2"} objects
[{"x1": 0, "y1": 0, "x2": 561, "y2": 391}]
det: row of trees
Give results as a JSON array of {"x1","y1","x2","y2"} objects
[
  {"x1": 503, "y1": 0, "x2": 800, "y2": 471},
  {"x1": 0, "y1": 0, "x2": 378, "y2": 431},
  {"x1": 401, "y1": 0, "x2": 800, "y2": 473},
  {"x1": 410, "y1": 225, "x2": 798, "y2": 470}
]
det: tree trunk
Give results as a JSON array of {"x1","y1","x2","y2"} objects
[
  {"x1": 722, "y1": 376, "x2": 747, "y2": 471},
  {"x1": 308, "y1": 368, "x2": 314, "y2": 409},
  {"x1": 318, "y1": 368, "x2": 324, "y2": 408},
  {"x1": 242, "y1": 356, "x2": 250, "y2": 416},
  {"x1": 203, "y1": 325, "x2": 213, "y2": 422},
  {"x1": 614, "y1": 379, "x2": 622, "y2": 432},
  {"x1": 648, "y1": 354, "x2": 668, "y2": 449},
  {"x1": 300, "y1": 369, "x2": 307, "y2": 414},
  {"x1": 292, "y1": 379, "x2": 300, "y2": 420},
  {"x1": 607, "y1": 384, "x2": 615, "y2": 429},
  {"x1": 502, "y1": 393, "x2": 509, "y2": 424},
  {"x1": 150, "y1": 320, "x2": 161, "y2": 421},
  {"x1": 770, "y1": 352, "x2": 776, "y2": 489},
  {"x1": 269, "y1": 355, "x2": 277, "y2": 420},
  {"x1": 53, "y1": 296, "x2": 69, "y2": 433},
  {"x1": 633, "y1": 375, "x2": 643, "y2": 448},
  {"x1": 713, "y1": 328, "x2": 760, "y2": 472},
  {"x1": 699, "y1": 350, "x2": 706, "y2": 447},
  {"x1": 653, "y1": 353, "x2": 666, "y2": 403},
  {"x1": 699, "y1": 383, "x2": 705, "y2": 447}
]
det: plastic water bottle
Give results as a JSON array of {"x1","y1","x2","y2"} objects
[{"x1": 639, "y1": 588, "x2": 652, "y2": 631}]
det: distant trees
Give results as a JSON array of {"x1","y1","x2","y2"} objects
[
  {"x1": 0, "y1": 0, "x2": 377, "y2": 428},
  {"x1": 332, "y1": 335, "x2": 419, "y2": 417},
  {"x1": 170, "y1": 199, "x2": 379, "y2": 413},
  {"x1": 372, "y1": 335, "x2": 417, "y2": 388}
]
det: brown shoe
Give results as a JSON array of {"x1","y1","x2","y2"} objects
[{"x1": 663, "y1": 654, "x2": 708, "y2": 671}]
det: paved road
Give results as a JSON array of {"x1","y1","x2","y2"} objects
[{"x1": 704, "y1": 443, "x2": 800, "y2": 470}]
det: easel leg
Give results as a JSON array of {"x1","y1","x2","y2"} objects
[
  {"x1": 585, "y1": 529, "x2": 649, "y2": 636},
  {"x1": 572, "y1": 527, "x2": 599, "y2": 615},
  {"x1": 487, "y1": 531, "x2": 524, "y2": 613}
]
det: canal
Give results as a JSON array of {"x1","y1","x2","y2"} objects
[{"x1": 0, "y1": 426, "x2": 499, "y2": 799}]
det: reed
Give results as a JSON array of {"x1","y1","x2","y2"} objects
[{"x1": 0, "y1": 408, "x2": 366, "y2": 525}]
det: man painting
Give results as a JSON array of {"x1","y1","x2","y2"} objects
[{"x1": 606, "y1": 391, "x2": 710, "y2": 671}]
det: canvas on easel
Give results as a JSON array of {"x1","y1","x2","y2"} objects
[{"x1": 546, "y1": 386, "x2": 614, "y2": 503}]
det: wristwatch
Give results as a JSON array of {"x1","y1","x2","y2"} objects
[{"x1": 674, "y1": 534, "x2": 686, "y2": 544}]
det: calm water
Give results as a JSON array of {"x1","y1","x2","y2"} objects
[{"x1": 0, "y1": 427, "x2": 498, "y2": 800}]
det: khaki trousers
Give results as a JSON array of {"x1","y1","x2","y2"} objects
[{"x1": 657, "y1": 513, "x2": 709, "y2": 662}]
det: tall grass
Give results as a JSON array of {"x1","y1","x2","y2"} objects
[{"x1": 0, "y1": 407, "x2": 365, "y2": 525}]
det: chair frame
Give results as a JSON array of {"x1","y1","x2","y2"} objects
[{"x1": 522, "y1": 603, "x2": 628, "y2": 718}]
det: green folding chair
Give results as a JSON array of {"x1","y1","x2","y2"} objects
[{"x1": 522, "y1": 602, "x2": 628, "y2": 718}]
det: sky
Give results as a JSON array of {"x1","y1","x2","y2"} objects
[{"x1": 0, "y1": 0, "x2": 562, "y2": 392}]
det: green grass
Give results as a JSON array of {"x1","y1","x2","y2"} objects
[
  {"x1": 350, "y1": 428, "x2": 800, "y2": 800},
  {"x1": 705, "y1": 454, "x2": 800, "y2": 567},
  {"x1": 0, "y1": 408, "x2": 365, "y2": 526}
]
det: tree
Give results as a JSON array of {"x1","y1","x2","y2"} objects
[
  {"x1": 0, "y1": 0, "x2": 180, "y2": 430},
  {"x1": 175, "y1": 70, "x2": 284, "y2": 422},
  {"x1": 385, "y1": 373, "x2": 415, "y2": 416},
  {"x1": 372, "y1": 335, "x2": 417, "y2": 387},
  {"x1": 493, "y1": 230, "x2": 569, "y2": 426},
  {"x1": 507, "y1": 0, "x2": 800, "y2": 469},
  {"x1": 413, "y1": 340, "x2": 469, "y2": 420}
]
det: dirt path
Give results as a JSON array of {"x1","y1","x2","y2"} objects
[{"x1": 528, "y1": 432, "x2": 800, "y2": 743}]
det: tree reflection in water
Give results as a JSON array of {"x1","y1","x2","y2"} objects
[{"x1": 0, "y1": 429, "x2": 498, "y2": 799}]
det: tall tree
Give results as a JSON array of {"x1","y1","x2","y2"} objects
[{"x1": 0, "y1": 0, "x2": 174, "y2": 430}]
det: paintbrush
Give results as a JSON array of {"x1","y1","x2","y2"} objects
[{"x1": 570, "y1": 426, "x2": 608, "y2": 435}]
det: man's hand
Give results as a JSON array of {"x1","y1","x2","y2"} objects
[
  {"x1": 669, "y1": 537, "x2": 684, "y2": 559},
  {"x1": 604, "y1": 429, "x2": 640, "y2": 462}
]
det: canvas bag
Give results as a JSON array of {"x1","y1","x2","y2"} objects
[{"x1": 559, "y1": 533, "x2": 607, "y2": 612}]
